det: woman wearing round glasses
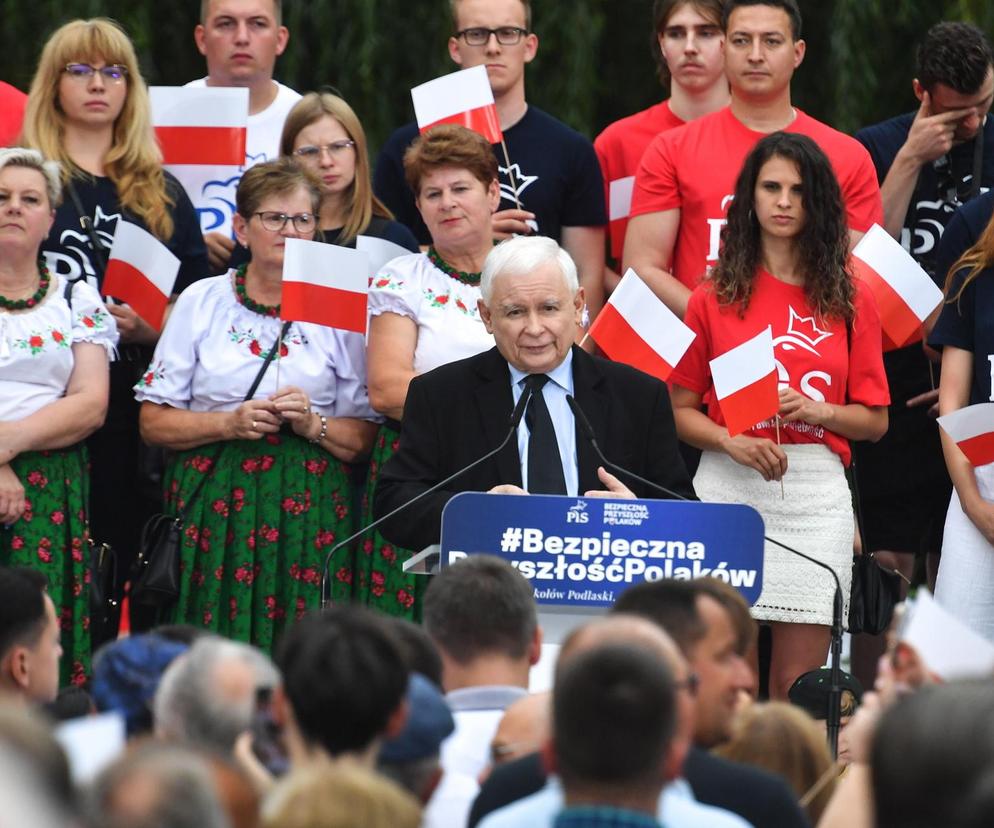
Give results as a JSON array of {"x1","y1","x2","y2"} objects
[
  {"x1": 358, "y1": 125, "x2": 499, "y2": 619},
  {"x1": 21, "y1": 18, "x2": 208, "y2": 640},
  {"x1": 137, "y1": 159, "x2": 378, "y2": 648}
]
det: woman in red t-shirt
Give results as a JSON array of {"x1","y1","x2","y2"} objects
[{"x1": 670, "y1": 132, "x2": 890, "y2": 700}]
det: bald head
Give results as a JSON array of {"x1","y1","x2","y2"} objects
[{"x1": 559, "y1": 615, "x2": 684, "y2": 675}]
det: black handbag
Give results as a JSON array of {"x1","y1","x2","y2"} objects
[
  {"x1": 848, "y1": 550, "x2": 903, "y2": 635},
  {"x1": 130, "y1": 320, "x2": 292, "y2": 609}
]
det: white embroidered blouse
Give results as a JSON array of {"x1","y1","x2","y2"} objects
[
  {"x1": 134, "y1": 273, "x2": 377, "y2": 420},
  {"x1": 0, "y1": 276, "x2": 118, "y2": 421}
]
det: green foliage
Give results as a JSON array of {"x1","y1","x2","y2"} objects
[{"x1": 0, "y1": 0, "x2": 991, "y2": 153}]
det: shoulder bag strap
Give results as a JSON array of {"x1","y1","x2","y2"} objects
[
  {"x1": 175, "y1": 320, "x2": 293, "y2": 521},
  {"x1": 65, "y1": 180, "x2": 109, "y2": 277}
]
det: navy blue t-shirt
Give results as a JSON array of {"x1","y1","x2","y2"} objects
[
  {"x1": 373, "y1": 105, "x2": 607, "y2": 245},
  {"x1": 856, "y1": 112, "x2": 994, "y2": 281},
  {"x1": 935, "y1": 191, "x2": 994, "y2": 291},
  {"x1": 930, "y1": 266, "x2": 994, "y2": 405},
  {"x1": 42, "y1": 170, "x2": 208, "y2": 295}
]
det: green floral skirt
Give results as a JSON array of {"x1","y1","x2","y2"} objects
[
  {"x1": 0, "y1": 447, "x2": 90, "y2": 687},
  {"x1": 355, "y1": 424, "x2": 428, "y2": 620},
  {"x1": 164, "y1": 432, "x2": 354, "y2": 652}
]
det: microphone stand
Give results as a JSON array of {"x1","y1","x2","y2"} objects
[
  {"x1": 320, "y1": 384, "x2": 533, "y2": 608},
  {"x1": 566, "y1": 394, "x2": 845, "y2": 758}
]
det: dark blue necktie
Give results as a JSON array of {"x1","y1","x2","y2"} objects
[{"x1": 524, "y1": 374, "x2": 567, "y2": 495}]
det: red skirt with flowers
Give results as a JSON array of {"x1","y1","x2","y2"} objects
[
  {"x1": 0, "y1": 446, "x2": 90, "y2": 687},
  {"x1": 355, "y1": 424, "x2": 425, "y2": 620},
  {"x1": 164, "y1": 432, "x2": 354, "y2": 652}
]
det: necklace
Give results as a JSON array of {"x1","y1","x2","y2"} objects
[
  {"x1": 0, "y1": 259, "x2": 51, "y2": 311},
  {"x1": 234, "y1": 264, "x2": 280, "y2": 317},
  {"x1": 428, "y1": 247, "x2": 482, "y2": 286}
]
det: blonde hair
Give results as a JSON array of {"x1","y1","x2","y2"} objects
[
  {"x1": 262, "y1": 764, "x2": 421, "y2": 828},
  {"x1": 715, "y1": 702, "x2": 837, "y2": 825},
  {"x1": 945, "y1": 211, "x2": 994, "y2": 306},
  {"x1": 22, "y1": 18, "x2": 174, "y2": 241},
  {"x1": 279, "y1": 92, "x2": 391, "y2": 246}
]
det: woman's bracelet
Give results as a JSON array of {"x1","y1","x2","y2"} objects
[{"x1": 309, "y1": 414, "x2": 328, "y2": 445}]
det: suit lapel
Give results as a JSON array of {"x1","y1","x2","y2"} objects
[
  {"x1": 570, "y1": 346, "x2": 610, "y2": 494},
  {"x1": 473, "y1": 347, "x2": 522, "y2": 487}
]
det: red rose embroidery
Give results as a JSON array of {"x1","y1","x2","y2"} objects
[
  {"x1": 82, "y1": 316, "x2": 95, "y2": 328},
  {"x1": 335, "y1": 567, "x2": 353, "y2": 585},
  {"x1": 249, "y1": 340, "x2": 262, "y2": 356},
  {"x1": 50, "y1": 510, "x2": 64, "y2": 525},
  {"x1": 52, "y1": 330, "x2": 64, "y2": 343},
  {"x1": 396, "y1": 589, "x2": 415, "y2": 609},
  {"x1": 380, "y1": 545, "x2": 397, "y2": 564}
]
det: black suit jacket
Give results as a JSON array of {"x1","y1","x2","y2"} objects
[{"x1": 373, "y1": 345, "x2": 696, "y2": 551}]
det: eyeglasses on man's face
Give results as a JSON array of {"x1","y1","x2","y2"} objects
[
  {"x1": 63, "y1": 63, "x2": 129, "y2": 83},
  {"x1": 253, "y1": 211, "x2": 317, "y2": 233},
  {"x1": 293, "y1": 140, "x2": 356, "y2": 161},
  {"x1": 454, "y1": 26, "x2": 529, "y2": 46}
]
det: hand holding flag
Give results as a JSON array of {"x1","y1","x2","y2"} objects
[
  {"x1": 587, "y1": 268, "x2": 695, "y2": 381},
  {"x1": 709, "y1": 327, "x2": 779, "y2": 437},
  {"x1": 937, "y1": 403, "x2": 994, "y2": 468},
  {"x1": 852, "y1": 224, "x2": 944, "y2": 351},
  {"x1": 102, "y1": 221, "x2": 180, "y2": 331},
  {"x1": 150, "y1": 87, "x2": 248, "y2": 166},
  {"x1": 281, "y1": 239, "x2": 369, "y2": 335}
]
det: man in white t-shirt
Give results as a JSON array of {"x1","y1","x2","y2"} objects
[{"x1": 182, "y1": 0, "x2": 301, "y2": 269}]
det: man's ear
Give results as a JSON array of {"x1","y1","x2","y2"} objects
[
  {"x1": 194, "y1": 24, "x2": 208, "y2": 57},
  {"x1": 3, "y1": 647, "x2": 31, "y2": 693},
  {"x1": 539, "y1": 737, "x2": 557, "y2": 775},
  {"x1": 384, "y1": 696, "x2": 409, "y2": 740},
  {"x1": 528, "y1": 625, "x2": 543, "y2": 666},
  {"x1": 479, "y1": 298, "x2": 494, "y2": 333}
]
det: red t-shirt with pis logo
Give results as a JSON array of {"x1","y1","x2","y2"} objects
[{"x1": 671, "y1": 269, "x2": 890, "y2": 465}]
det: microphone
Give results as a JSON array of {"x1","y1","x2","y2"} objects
[
  {"x1": 566, "y1": 392, "x2": 846, "y2": 757},
  {"x1": 320, "y1": 381, "x2": 533, "y2": 607}
]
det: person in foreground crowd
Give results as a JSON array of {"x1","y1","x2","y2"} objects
[
  {"x1": 137, "y1": 160, "x2": 378, "y2": 646},
  {"x1": 929, "y1": 207, "x2": 994, "y2": 640},
  {"x1": 549, "y1": 643, "x2": 679, "y2": 828},
  {"x1": 420, "y1": 555, "x2": 540, "y2": 828},
  {"x1": 670, "y1": 132, "x2": 889, "y2": 698},
  {"x1": 595, "y1": 0, "x2": 729, "y2": 289},
  {"x1": 850, "y1": 24, "x2": 993, "y2": 679},
  {"x1": 624, "y1": 0, "x2": 881, "y2": 317},
  {"x1": 0, "y1": 147, "x2": 118, "y2": 683},
  {"x1": 359, "y1": 124, "x2": 499, "y2": 619},
  {"x1": 374, "y1": 0, "x2": 607, "y2": 323},
  {"x1": 375, "y1": 234, "x2": 695, "y2": 552},
  {"x1": 186, "y1": 0, "x2": 301, "y2": 270},
  {"x1": 22, "y1": 18, "x2": 206, "y2": 639},
  {"x1": 0, "y1": 568, "x2": 62, "y2": 705}
]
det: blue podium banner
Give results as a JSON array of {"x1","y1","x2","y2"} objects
[{"x1": 440, "y1": 493, "x2": 765, "y2": 608}]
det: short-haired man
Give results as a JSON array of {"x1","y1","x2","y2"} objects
[
  {"x1": 373, "y1": 0, "x2": 608, "y2": 323},
  {"x1": 550, "y1": 643, "x2": 678, "y2": 827},
  {"x1": 624, "y1": 0, "x2": 882, "y2": 317},
  {"x1": 274, "y1": 607, "x2": 409, "y2": 768},
  {"x1": 421, "y1": 554, "x2": 541, "y2": 828},
  {"x1": 0, "y1": 568, "x2": 61, "y2": 705},
  {"x1": 849, "y1": 23, "x2": 994, "y2": 640},
  {"x1": 595, "y1": 0, "x2": 728, "y2": 290},
  {"x1": 184, "y1": 0, "x2": 301, "y2": 270},
  {"x1": 374, "y1": 235, "x2": 694, "y2": 552}
]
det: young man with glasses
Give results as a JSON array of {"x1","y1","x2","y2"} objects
[
  {"x1": 182, "y1": 0, "x2": 301, "y2": 270},
  {"x1": 374, "y1": 0, "x2": 608, "y2": 327}
]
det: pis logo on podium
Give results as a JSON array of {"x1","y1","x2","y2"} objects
[{"x1": 566, "y1": 500, "x2": 589, "y2": 524}]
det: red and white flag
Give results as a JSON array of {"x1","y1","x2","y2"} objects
[
  {"x1": 102, "y1": 221, "x2": 180, "y2": 331},
  {"x1": 607, "y1": 175, "x2": 636, "y2": 258},
  {"x1": 412, "y1": 65, "x2": 502, "y2": 144},
  {"x1": 938, "y1": 403, "x2": 994, "y2": 468},
  {"x1": 709, "y1": 327, "x2": 779, "y2": 437},
  {"x1": 852, "y1": 224, "x2": 944, "y2": 351},
  {"x1": 281, "y1": 239, "x2": 369, "y2": 334},
  {"x1": 587, "y1": 268, "x2": 695, "y2": 381},
  {"x1": 150, "y1": 86, "x2": 248, "y2": 166}
]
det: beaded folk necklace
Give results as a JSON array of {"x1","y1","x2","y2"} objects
[
  {"x1": 234, "y1": 263, "x2": 281, "y2": 317},
  {"x1": 0, "y1": 258, "x2": 51, "y2": 311},
  {"x1": 428, "y1": 246, "x2": 482, "y2": 286}
]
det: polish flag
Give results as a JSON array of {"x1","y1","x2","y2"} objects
[
  {"x1": 281, "y1": 239, "x2": 369, "y2": 334},
  {"x1": 938, "y1": 403, "x2": 994, "y2": 467},
  {"x1": 150, "y1": 87, "x2": 248, "y2": 166},
  {"x1": 852, "y1": 224, "x2": 944, "y2": 352},
  {"x1": 412, "y1": 65, "x2": 502, "y2": 144},
  {"x1": 607, "y1": 176, "x2": 636, "y2": 258},
  {"x1": 356, "y1": 234, "x2": 412, "y2": 276},
  {"x1": 587, "y1": 268, "x2": 695, "y2": 381},
  {"x1": 709, "y1": 327, "x2": 779, "y2": 437},
  {"x1": 102, "y1": 221, "x2": 180, "y2": 331}
]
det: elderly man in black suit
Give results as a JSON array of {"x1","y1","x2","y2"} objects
[{"x1": 374, "y1": 235, "x2": 695, "y2": 552}]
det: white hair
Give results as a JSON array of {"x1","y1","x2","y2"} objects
[
  {"x1": 0, "y1": 148, "x2": 62, "y2": 207},
  {"x1": 480, "y1": 236, "x2": 579, "y2": 302}
]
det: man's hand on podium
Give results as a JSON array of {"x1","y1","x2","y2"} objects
[{"x1": 584, "y1": 466, "x2": 635, "y2": 499}]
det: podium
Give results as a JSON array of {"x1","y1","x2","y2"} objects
[{"x1": 404, "y1": 492, "x2": 765, "y2": 650}]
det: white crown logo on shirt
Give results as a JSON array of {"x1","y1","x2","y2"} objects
[
  {"x1": 777, "y1": 306, "x2": 834, "y2": 355},
  {"x1": 498, "y1": 163, "x2": 538, "y2": 201}
]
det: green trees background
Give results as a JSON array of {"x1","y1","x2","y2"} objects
[{"x1": 2, "y1": 0, "x2": 992, "y2": 150}]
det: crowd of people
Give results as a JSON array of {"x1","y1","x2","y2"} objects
[{"x1": 2, "y1": 0, "x2": 994, "y2": 824}]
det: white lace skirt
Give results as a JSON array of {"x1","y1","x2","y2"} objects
[
  {"x1": 934, "y1": 463, "x2": 994, "y2": 642},
  {"x1": 694, "y1": 444, "x2": 853, "y2": 626}
]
